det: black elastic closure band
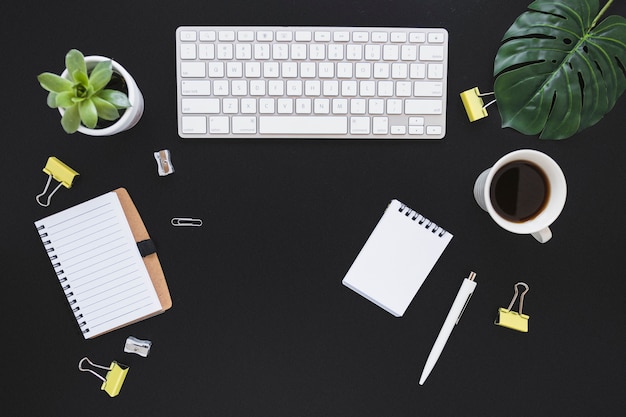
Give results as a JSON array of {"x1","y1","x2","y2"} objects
[{"x1": 137, "y1": 239, "x2": 157, "y2": 257}]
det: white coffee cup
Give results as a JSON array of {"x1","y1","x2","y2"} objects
[{"x1": 473, "y1": 149, "x2": 567, "y2": 243}]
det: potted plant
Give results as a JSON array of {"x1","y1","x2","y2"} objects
[{"x1": 37, "y1": 49, "x2": 144, "y2": 136}]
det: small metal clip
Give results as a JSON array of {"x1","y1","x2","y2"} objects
[
  {"x1": 154, "y1": 149, "x2": 175, "y2": 176},
  {"x1": 35, "y1": 157, "x2": 79, "y2": 207},
  {"x1": 78, "y1": 357, "x2": 129, "y2": 397},
  {"x1": 171, "y1": 217, "x2": 203, "y2": 227},
  {"x1": 495, "y1": 282, "x2": 530, "y2": 332},
  {"x1": 460, "y1": 87, "x2": 496, "y2": 122}
]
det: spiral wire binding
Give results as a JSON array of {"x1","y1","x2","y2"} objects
[
  {"x1": 38, "y1": 224, "x2": 89, "y2": 335},
  {"x1": 398, "y1": 203, "x2": 448, "y2": 237}
]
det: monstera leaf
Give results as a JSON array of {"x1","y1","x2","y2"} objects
[{"x1": 494, "y1": 0, "x2": 626, "y2": 139}]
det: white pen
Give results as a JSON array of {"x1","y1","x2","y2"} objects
[{"x1": 419, "y1": 271, "x2": 477, "y2": 385}]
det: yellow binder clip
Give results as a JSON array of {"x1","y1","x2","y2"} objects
[
  {"x1": 78, "y1": 357, "x2": 129, "y2": 397},
  {"x1": 460, "y1": 87, "x2": 496, "y2": 122},
  {"x1": 495, "y1": 282, "x2": 530, "y2": 333},
  {"x1": 35, "y1": 157, "x2": 79, "y2": 207}
]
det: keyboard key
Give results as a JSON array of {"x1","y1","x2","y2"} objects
[
  {"x1": 260, "y1": 116, "x2": 348, "y2": 134},
  {"x1": 353, "y1": 32, "x2": 369, "y2": 42},
  {"x1": 428, "y1": 32, "x2": 445, "y2": 43},
  {"x1": 180, "y1": 62, "x2": 206, "y2": 77},
  {"x1": 276, "y1": 31, "x2": 293, "y2": 41},
  {"x1": 409, "y1": 125, "x2": 424, "y2": 134},
  {"x1": 383, "y1": 45, "x2": 399, "y2": 60},
  {"x1": 257, "y1": 31, "x2": 273, "y2": 41},
  {"x1": 333, "y1": 32, "x2": 350, "y2": 42},
  {"x1": 372, "y1": 32, "x2": 388, "y2": 42},
  {"x1": 182, "y1": 98, "x2": 219, "y2": 113},
  {"x1": 296, "y1": 31, "x2": 313, "y2": 41},
  {"x1": 428, "y1": 63, "x2": 445, "y2": 79},
  {"x1": 314, "y1": 31, "x2": 331, "y2": 41},
  {"x1": 199, "y1": 44, "x2": 215, "y2": 59},
  {"x1": 405, "y1": 99, "x2": 443, "y2": 114},
  {"x1": 181, "y1": 80, "x2": 211, "y2": 95},
  {"x1": 419, "y1": 45, "x2": 445, "y2": 61},
  {"x1": 426, "y1": 125, "x2": 443, "y2": 135},
  {"x1": 182, "y1": 116, "x2": 206, "y2": 133},
  {"x1": 180, "y1": 30, "x2": 197, "y2": 41},
  {"x1": 373, "y1": 117, "x2": 389, "y2": 134},
  {"x1": 414, "y1": 82, "x2": 443, "y2": 97},
  {"x1": 391, "y1": 125, "x2": 406, "y2": 134},
  {"x1": 180, "y1": 44, "x2": 196, "y2": 59},
  {"x1": 295, "y1": 98, "x2": 312, "y2": 113},
  {"x1": 232, "y1": 116, "x2": 257, "y2": 133},
  {"x1": 390, "y1": 32, "x2": 407, "y2": 42},
  {"x1": 199, "y1": 31, "x2": 216, "y2": 41},
  {"x1": 238, "y1": 31, "x2": 255, "y2": 41},
  {"x1": 409, "y1": 32, "x2": 426, "y2": 43},
  {"x1": 218, "y1": 31, "x2": 235, "y2": 41},
  {"x1": 350, "y1": 117, "x2": 370, "y2": 134},
  {"x1": 209, "y1": 116, "x2": 229, "y2": 133}
]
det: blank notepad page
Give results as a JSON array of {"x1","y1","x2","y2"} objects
[
  {"x1": 342, "y1": 199, "x2": 453, "y2": 317},
  {"x1": 35, "y1": 192, "x2": 162, "y2": 338}
]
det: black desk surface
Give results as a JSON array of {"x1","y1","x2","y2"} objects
[{"x1": 3, "y1": 1, "x2": 625, "y2": 415}]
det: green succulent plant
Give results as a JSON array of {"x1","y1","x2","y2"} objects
[{"x1": 38, "y1": 49, "x2": 131, "y2": 133}]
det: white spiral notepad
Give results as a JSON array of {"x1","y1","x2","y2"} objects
[
  {"x1": 35, "y1": 189, "x2": 171, "y2": 339},
  {"x1": 342, "y1": 199, "x2": 453, "y2": 317}
]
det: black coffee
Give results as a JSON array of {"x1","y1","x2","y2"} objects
[{"x1": 489, "y1": 161, "x2": 549, "y2": 223}]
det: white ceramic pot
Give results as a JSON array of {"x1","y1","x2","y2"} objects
[{"x1": 60, "y1": 55, "x2": 144, "y2": 136}]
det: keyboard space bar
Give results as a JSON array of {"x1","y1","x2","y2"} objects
[{"x1": 259, "y1": 117, "x2": 348, "y2": 135}]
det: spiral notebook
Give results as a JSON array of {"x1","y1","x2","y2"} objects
[
  {"x1": 35, "y1": 188, "x2": 172, "y2": 339},
  {"x1": 342, "y1": 199, "x2": 453, "y2": 317}
]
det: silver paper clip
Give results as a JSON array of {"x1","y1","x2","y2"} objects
[{"x1": 171, "y1": 217, "x2": 203, "y2": 227}]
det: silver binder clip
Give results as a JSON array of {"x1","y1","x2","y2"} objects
[
  {"x1": 171, "y1": 217, "x2": 203, "y2": 227},
  {"x1": 154, "y1": 149, "x2": 175, "y2": 176}
]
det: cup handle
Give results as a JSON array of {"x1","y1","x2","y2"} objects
[{"x1": 531, "y1": 227, "x2": 552, "y2": 243}]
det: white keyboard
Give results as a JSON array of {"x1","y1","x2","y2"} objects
[{"x1": 176, "y1": 26, "x2": 448, "y2": 139}]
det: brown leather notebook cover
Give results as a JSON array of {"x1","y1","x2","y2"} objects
[
  {"x1": 79, "y1": 189, "x2": 172, "y2": 338},
  {"x1": 111, "y1": 188, "x2": 172, "y2": 327}
]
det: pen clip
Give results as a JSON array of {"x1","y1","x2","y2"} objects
[
  {"x1": 456, "y1": 271, "x2": 477, "y2": 324},
  {"x1": 456, "y1": 291, "x2": 473, "y2": 325}
]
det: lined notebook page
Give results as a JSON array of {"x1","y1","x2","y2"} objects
[{"x1": 35, "y1": 192, "x2": 161, "y2": 339}]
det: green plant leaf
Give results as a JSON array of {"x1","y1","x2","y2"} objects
[
  {"x1": 61, "y1": 104, "x2": 81, "y2": 133},
  {"x1": 88, "y1": 60, "x2": 113, "y2": 92},
  {"x1": 493, "y1": 0, "x2": 626, "y2": 139},
  {"x1": 37, "y1": 72, "x2": 73, "y2": 93},
  {"x1": 98, "y1": 89, "x2": 131, "y2": 109},
  {"x1": 55, "y1": 91, "x2": 76, "y2": 108},
  {"x1": 91, "y1": 96, "x2": 120, "y2": 121},
  {"x1": 65, "y1": 49, "x2": 86, "y2": 83},
  {"x1": 78, "y1": 99, "x2": 98, "y2": 129},
  {"x1": 72, "y1": 70, "x2": 89, "y2": 88},
  {"x1": 46, "y1": 92, "x2": 58, "y2": 108}
]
